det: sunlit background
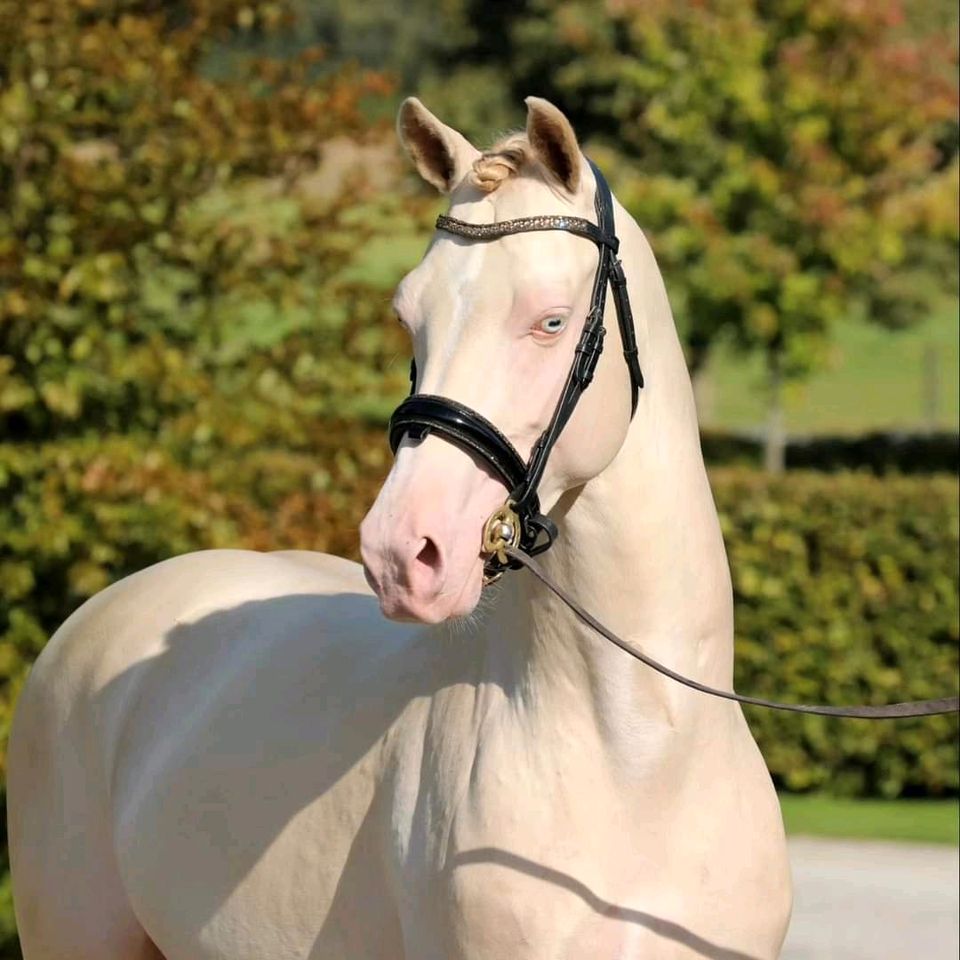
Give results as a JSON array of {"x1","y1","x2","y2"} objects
[{"x1": 0, "y1": 1, "x2": 957, "y2": 953}]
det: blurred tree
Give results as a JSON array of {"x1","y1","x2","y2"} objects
[
  {"x1": 301, "y1": 0, "x2": 473, "y2": 90},
  {"x1": 225, "y1": 0, "x2": 522, "y2": 136},
  {"x1": 0, "y1": 0, "x2": 422, "y2": 451},
  {"x1": 468, "y1": 0, "x2": 959, "y2": 469},
  {"x1": 0, "y1": 4, "x2": 431, "y2": 950},
  {"x1": 256, "y1": 0, "x2": 959, "y2": 470}
]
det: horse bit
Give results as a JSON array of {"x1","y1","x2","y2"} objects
[{"x1": 387, "y1": 160, "x2": 958, "y2": 720}]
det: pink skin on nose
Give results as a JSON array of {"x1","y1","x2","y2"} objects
[{"x1": 360, "y1": 435, "x2": 509, "y2": 623}]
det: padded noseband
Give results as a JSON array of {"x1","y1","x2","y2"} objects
[{"x1": 388, "y1": 394, "x2": 528, "y2": 493}]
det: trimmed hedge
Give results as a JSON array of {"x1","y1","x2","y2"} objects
[
  {"x1": 715, "y1": 469, "x2": 959, "y2": 798},
  {"x1": 0, "y1": 431, "x2": 388, "y2": 955},
  {"x1": 0, "y1": 443, "x2": 957, "y2": 953},
  {"x1": 0, "y1": 431, "x2": 388, "y2": 764},
  {"x1": 701, "y1": 429, "x2": 960, "y2": 474},
  {"x1": 2, "y1": 445, "x2": 955, "y2": 802}
]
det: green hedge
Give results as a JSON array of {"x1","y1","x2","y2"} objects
[
  {"x1": 701, "y1": 429, "x2": 960, "y2": 474},
  {"x1": 0, "y1": 450, "x2": 957, "y2": 953},
  {"x1": 0, "y1": 431, "x2": 388, "y2": 760},
  {"x1": 715, "y1": 469, "x2": 959, "y2": 798},
  {"x1": 3, "y1": 450, "x2": 955, "y2": 800},
  {"x1": 0, "y1": 431, "x2": 388, "y2": 957}
]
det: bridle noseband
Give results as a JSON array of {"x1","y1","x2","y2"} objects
[{"x1": 388, "y1": 159, "x2": 643, "y2": 582}]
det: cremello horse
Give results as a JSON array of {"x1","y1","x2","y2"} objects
[{"x1": 9, "y1": 98, "x2": 791, "y2": 959}]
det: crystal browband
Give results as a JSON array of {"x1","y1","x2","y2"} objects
[{"x1": 436, "y1": 214, "x2": 618, "y2": 252}]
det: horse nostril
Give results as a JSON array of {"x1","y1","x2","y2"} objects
[{"x1": 415, "y1": 537, "x2": 442, "y2": 574}]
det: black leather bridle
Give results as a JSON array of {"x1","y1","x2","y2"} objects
[
  {"x1": 389, "y1": 159, "x2": 643, "y2": 581},
  {"x1": 384, "y1": 158, "x2": 960, "y2": 719}
]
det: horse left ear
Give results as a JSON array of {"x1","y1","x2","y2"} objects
[
  {"x1": 397, "y1": 98, "x2": 480, "y2": 194},
  {"x1": 524, "y1": 97, "x2": 581, "y2": 194}
]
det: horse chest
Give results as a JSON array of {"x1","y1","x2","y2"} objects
[
  {"x1": 386, "y1": 705, "x2": 665, "y2": 957},
  {"x1": 386, "y1": 703, "x2": 789, "y2": 960}
]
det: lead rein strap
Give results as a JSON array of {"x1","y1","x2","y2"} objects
[
  {"x1": 505, "y1": 547, "x2": 960, "y2": 720},
  {"x1": 505, "y1": 546, "x2": 960, "y2": 719}
]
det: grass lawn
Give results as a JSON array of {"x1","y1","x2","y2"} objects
[
  {"x1": 779, "y1": 795, "x2": 960, "y2": 845},
  {"x1": 698, "y1": 301, "x2": 960, "y2": 435}
]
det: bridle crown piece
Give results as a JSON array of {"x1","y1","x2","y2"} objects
[{"x1": 388, "y1": 159, "x2": 644, "y2": 582}]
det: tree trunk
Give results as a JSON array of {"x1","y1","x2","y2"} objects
[
  {"x1": 691, "y1": 366, "x2": 714, "y2": 424},
  {"x1": 764, "y1": 351, "x2": 786, "y2": 474}
]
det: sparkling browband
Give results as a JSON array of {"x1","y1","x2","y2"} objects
[{"x1": 436, "y1": 214, "x2": 618, "y2": 252}]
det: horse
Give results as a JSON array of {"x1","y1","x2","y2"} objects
[{"x1": 8, "y1": 97, "x2": 791, "y2": 959}]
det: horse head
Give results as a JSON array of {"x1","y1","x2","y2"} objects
[{"x1": 361, "y1": 98, "x2": 637, "y2": 623}]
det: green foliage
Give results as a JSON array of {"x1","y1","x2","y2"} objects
[
  {"x1": 500, "y1": 0, "x2": 958, "y2": 377},
  {"x1": 0, "y1": 430, "x2": 392, "y2": 957},
  {"x1": 2, "y1": 452, "x2": 955, "y2": 799},
  {"x1": 0, "y1": 431, "x2": 389, "y2": 751},
  {"x1": 0, "y1": 0, "x2": 422, "y2": 446},
  {"x1": 391, "y1": 0, "x2": 959, "y2": 381},
  {"x1": 0, "y1": 2, "x2": 957, "y2": 952},
  {"x1": 714, "y1": 469, "x2": 960, "y2": 797},
  {"x1": 299, "y1": 0, "x2": 475, "y2": 90},
  {"x1": 212, "y1": 1, "x2": 960, "y2": 388},
  {"x1": 2, "y1": 452, "x2": 954, "y2": 804},
  {"x1": 0, "y1": 3, "x2": 430, "y2": 952},
  {"x1": 1, "y1": 456, "x2": 956, "y2": 951}
]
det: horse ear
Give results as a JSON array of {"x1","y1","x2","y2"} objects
[
  {"x1": 397, "y1": 98, "x2": 480, "y2": 194},
  {"x1": 524, "y1": 97, "x2": 581, "y2": 194}
]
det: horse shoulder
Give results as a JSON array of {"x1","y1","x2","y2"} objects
[
  {"x1": 12, "y1": 548, "x2": 386, "y2": 799},
  {"x1": 8, "y1": 548, "x2": 430, "y2": 958}
]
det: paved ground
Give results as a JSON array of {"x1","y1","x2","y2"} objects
[{"x1": 781, "y1": 837, "x2": 960, "y2": 960}]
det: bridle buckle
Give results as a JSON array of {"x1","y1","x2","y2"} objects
[{"x1": 481, "y1": 501, "x2": 521, "y2": 584}]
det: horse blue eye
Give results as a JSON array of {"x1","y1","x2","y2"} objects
[{"x1": 539, "y1": 316, "x2": 567, "y2": 334}]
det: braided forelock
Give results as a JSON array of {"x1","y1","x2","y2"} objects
[{"x1": 469, "y1": 134, "x2": 534, "y2": 193}]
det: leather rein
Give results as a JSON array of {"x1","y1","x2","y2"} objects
[
  {"x1": 505, "y1": 547, "x2": 959, "y2": 719},
  {"x1": 388, "y1": 160, "x2": 959, "y2": 720}
]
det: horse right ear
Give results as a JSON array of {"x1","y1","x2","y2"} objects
[{"x1": 397, "y1": 98, "x2": 480, "y2": 194}]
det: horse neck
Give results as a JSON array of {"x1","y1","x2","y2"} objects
[{"x1": 480, "y1": 217, "x2": 735, "y2": 748}]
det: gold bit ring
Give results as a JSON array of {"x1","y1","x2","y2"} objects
[{"x1": 481, "y1": 501, "x2": 521, "y2": 582}]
